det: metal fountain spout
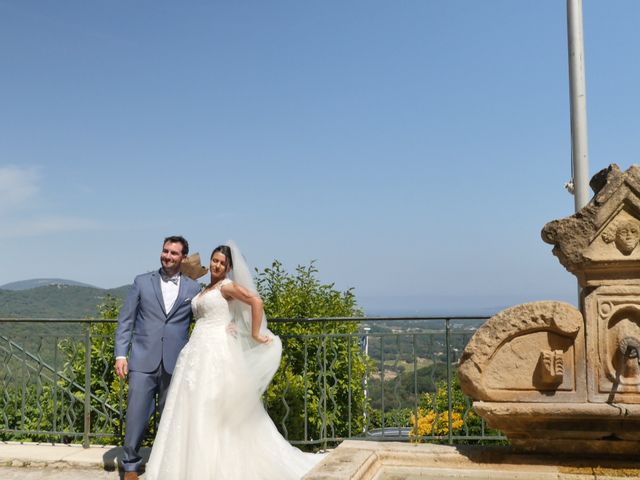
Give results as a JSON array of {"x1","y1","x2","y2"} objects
[{"x1": 618, "y1": 336, "x2": 640, "y2": 379}]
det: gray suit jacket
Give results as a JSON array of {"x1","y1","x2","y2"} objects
[{"x1": 114, "y1": 269, "x2": 202, "y2": 374}]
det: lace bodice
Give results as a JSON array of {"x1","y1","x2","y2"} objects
[{"x1": 191, "y1": 279, "x2": 233, "y2": 327}]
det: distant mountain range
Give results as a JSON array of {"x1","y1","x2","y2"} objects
[
  {"x1": 0, "y1": 279, "x2": 535, "y2": 319},
  {"x1": 1, "y1": 278, "x2": 98, "y2": 291},
  {"x1": 0, "y1": 278, "x2": 131, "y2": 318}
]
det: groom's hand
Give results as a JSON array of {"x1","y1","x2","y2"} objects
[{"x1": 115, "y1": 358, "x2": 129, "y2": 379}]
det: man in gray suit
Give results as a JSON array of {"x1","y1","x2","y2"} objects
[{"x1": 114, "y1": 235, "x2": 202, "y2": 480}]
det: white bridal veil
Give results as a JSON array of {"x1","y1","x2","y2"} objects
[{"x1": 226, "y1": 240, "x2": 281, "y2": 395}]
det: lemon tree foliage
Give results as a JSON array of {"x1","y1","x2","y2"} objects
[{"x1": 256, "y1": 260, "x2": 367, "y2": 444}]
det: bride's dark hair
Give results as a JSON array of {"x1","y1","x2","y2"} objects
[{"x1": 211, "y1": 245, "x2": 233, "y2": 269}]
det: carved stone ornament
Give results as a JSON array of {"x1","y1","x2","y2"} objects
[
  {"x1": 601, "y1": 219, "x2": 640, "y2": 255},
  {"x1": 541, "y1": 164, "x2": 640, "y2": 285},
  {"x1": 539, "y1": 349, "x2": 564, "y2": 385},
  {"x1": 458, "y1": 301, "x2": 583, "y2": 402}
]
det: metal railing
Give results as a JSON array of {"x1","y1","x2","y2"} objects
[{"x1": 0, "y1": 316, "x2": 504, "y2": 448}]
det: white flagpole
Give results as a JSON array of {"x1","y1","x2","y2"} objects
[{"x1": 567, "y1": 0, "x2": 590, "y2": 212}]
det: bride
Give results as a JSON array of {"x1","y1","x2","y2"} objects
[{"x1": 145, "y1": 242, "x2": 325, "y2": 479}]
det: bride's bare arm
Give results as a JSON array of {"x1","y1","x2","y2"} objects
[{"x1": 221, "y1": 282, "x2": 271, "y2": 343}]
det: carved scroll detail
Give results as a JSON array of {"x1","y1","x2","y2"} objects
[{"x1": 458, "y1": 301, "x2": 582, "y2": 401}]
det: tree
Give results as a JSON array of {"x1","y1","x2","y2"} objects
[
  {"x1": 1, "y1": 295, "x2": 127, "y2": 445},
  {"x1": 57, "y1": 294, "x2": 127, "y2": 445},
  {"x1": 256, "y1": 260, "x2": 367, "y2": 446}
]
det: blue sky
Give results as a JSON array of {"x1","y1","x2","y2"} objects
[{"x1": 2, "y1": 1, "x2": 640, "y2": 314}]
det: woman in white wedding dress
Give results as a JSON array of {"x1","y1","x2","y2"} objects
[{"x1": 145, "y1": 242, "x2": 324, "y2": 480}]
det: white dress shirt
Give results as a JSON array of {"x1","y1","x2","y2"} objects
[{"x1": 160, "y1": 272, "x2": 181, "y2": 313}]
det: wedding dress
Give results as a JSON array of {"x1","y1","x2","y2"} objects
[{"x1": 145, "y1": 278, "x2": 324, "y2": 479}]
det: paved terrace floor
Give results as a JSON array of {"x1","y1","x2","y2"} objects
[
  {"x1": 0, "y1": 442, "x2": 134, "y2": 479},
  {"x1": 3, "y1": 440, "x2": 640, "y2": 479}
]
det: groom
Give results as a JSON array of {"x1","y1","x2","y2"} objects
[{"x1": 114, "y1": 235, "x2": 202, "y2": 479}]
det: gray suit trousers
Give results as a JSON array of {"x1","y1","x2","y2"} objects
[{"x1": 122, "y1": 363, "x2": 172, "y2": 472}]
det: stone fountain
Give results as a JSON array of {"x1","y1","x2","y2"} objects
[
  {"x1": 305, "y1": 164, "x2": 640, "y2": 479},
  {"x1": 458, "y1": 164, "x2": 640, "y2": 456}
]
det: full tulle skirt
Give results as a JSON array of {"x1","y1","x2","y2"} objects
[{"x1": 145, "y1": 321, "x2": 324, "y2": 479}]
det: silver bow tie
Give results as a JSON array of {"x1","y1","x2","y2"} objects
[{"x1": 161, "y1": 274, "x2": 179, "y2": 285}]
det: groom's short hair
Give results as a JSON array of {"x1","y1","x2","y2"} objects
[{"x1": 163, "y1": 235, "x2": 189, "y2": 256}]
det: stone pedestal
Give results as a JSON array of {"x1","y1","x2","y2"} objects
[{"x1": 459, "y1": 164, "x2": 640, "y2": 455}]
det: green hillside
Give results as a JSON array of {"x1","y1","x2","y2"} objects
[{"x1": 0, "y1": 284, "x2": 131, "y2": 318}]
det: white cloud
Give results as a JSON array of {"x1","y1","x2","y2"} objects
[
  {"x1": 0, "y1": 166, "x2": 103, "y2": 238},
  {"x1": 0, "y1": 165, "x2": 39, "y2": 213},
  {"x1": 0, "y1": 216, "x2": 102, "y2": 239}
]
